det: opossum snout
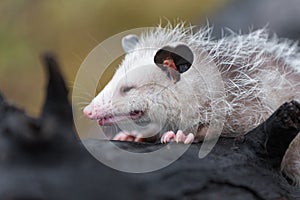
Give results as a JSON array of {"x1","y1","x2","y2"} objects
[
  {"x1": 83, "y1": 103, "x2": 97, "y2": 119},
  {"x1": 83, "y1": 104, "x2": 93, "y2": 118}
]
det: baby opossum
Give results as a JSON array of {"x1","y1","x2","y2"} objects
[{"x1": 83, "y1": 23, "x2": 300, "y2": 185}]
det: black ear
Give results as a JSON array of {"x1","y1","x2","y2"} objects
[{"x1": 154, "y1": 44, "x2": 194, "y2": 83}]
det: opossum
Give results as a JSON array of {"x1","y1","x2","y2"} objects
[{"x1": 83, "y1": 23, "x2": 300, "y2": 186}]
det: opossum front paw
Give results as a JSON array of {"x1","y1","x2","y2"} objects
[
  {"x1": 161, "y1": 130, "x2": 195, "y2": 144},
  {"x1": 113, "y1": 131, "x2": 143, "y2": 142}
]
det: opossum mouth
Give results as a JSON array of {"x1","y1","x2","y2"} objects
[{"x1": 97, "y1": 110, "x2": 144, "y2": 126}]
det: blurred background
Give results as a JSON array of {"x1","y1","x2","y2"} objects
[
  {"x1": 0, "y1": 0, "x2": 225, "y2": 116},
  {"x1": 1, "y1": 0, "x2": 300, "y2": 117}
]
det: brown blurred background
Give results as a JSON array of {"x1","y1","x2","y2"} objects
[
  {"x1": 0, "y1": 0, "x2": 225, "y2": 116},
  {"x1": 3, "y1": 0, "x2": 300, "y2": 117}
]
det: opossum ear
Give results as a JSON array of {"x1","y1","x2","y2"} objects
[
  {"x1": 122, "y1": 34, "x2": 139, "y2": 53},
  {"x1": 154, "y1": 44, "x2": 194, "y2": 83}
]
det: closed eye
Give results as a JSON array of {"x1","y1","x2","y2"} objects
[{"x1": 120, "y1": 86, "x2": 135, "y2": 94}]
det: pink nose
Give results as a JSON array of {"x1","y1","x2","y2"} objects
[{"x1": 83, "y1": 103, "x2": 96, "y2": 119}]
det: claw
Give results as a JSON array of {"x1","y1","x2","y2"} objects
[
  {"x1": 184, "y1": 133, "x2": 195, "y2": 144},
  {"x1": 161, "y1": 130, "x2": 195, "y2": 144},
  {"x1": 175, "y1": 130, "x2": 185, "y2": 143},
  {"x1": 161, "y1": 131, "x2": 176, "y2": 143}
]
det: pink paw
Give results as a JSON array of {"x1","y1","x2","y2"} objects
[
  {"x1": 161, "y1": 130, "x2": 195, "y2": 144},
  {"x1": 175, "y1": 130, "x2": 195, "y2": 144},
  {"x1": 113, "y1": 131, "x2": 144, "y2": 142}
]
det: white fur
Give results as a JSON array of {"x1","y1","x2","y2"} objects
[
  {"x1": 87, "y1": 22, "x2": 300, "y2": 185},
  {"x1": 96, "y1": 23, "x2": 300, "y2": 134}
]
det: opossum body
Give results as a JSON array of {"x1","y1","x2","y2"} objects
[{"x1": 83, "y1": 23, "x2": 300, "y2": 185}]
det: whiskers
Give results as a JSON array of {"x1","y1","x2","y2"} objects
[{"x1": 70, "y1": 80, "x2": 96, "y2": 111}]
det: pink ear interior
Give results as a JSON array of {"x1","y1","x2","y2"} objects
[{"x1": 154, "y1": 44, "x2": 193, "y2": 73}]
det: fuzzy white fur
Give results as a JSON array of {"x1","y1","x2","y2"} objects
[{"x1": 86, "y1": 23, "x2": 300, "y2": 186}]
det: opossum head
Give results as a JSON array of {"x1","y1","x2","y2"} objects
[{"x1": 83, "y1": 34, "x2": 195, "y2": 138}]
